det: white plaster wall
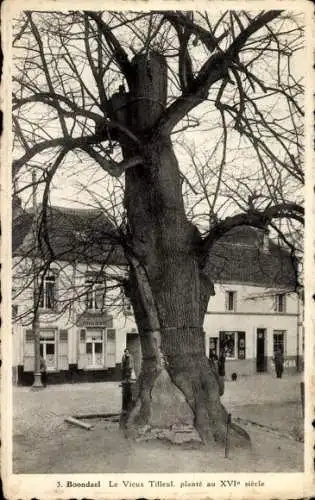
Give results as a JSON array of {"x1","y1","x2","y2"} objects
[
  {"x1": 208, "y1": 283, "x2": 298, "y2": 315},
  {"x1": 204, "y1": 283, "x2": 299, "y2": 360},
  {"x1": 12, "y1": 256, "x2": 137, "y2": 367},
  {"x1": 12, "y1": 256, "x2": 300, "y2": 369},
  {"x1": 110, "y1": 308, "x2": 138, "y2": 363}
]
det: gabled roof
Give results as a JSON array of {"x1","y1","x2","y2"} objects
[
  {"x1": 13, "y1": 206, "x2": 297, "y2": 288},
  {"x1": 13, "y1": 205, "x2": 126, "y2": 265},
  {"x1": 205, "y1": 226, "x2": 296, "y2": 288}
]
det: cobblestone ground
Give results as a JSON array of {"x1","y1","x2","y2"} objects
[{"x1": 11, "y1": 374, "x2": 304, "y2": 473}]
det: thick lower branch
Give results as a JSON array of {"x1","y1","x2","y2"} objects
[{"x1": 200, "y1": 204, "x2": 304, "y2": 268}]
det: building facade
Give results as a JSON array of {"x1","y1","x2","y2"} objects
[
  {"x1": 12, "y1": 202, "x2": 302, "y2": 385},
  {"x1": 204, "y1": 284, "x2": 301, "y2": 377},
  {"x1": 12, "y1": 203, "x2": 137, "y2": 385},
  {"x1": 203, "y1": 226, "x2": 303, "y2": 377}
]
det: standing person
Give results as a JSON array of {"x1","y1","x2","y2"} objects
[
  {"x1": 208, "y1": 348, "x2": 218, "y2": 372},
  {"x1": 120, "y1": 348, "x2": 136, "y2": 426},
  {"x1": 274, "y1": 347, "x2": 284, "y2": 378},
  {"x1": 40, "y1": 356, "x2": 47, "y2": 387},
  {"x1": 121, "y1": 348, "x2": 135, "y2": 382},
  {"x1": 217, "y1": 348, "x2": 226, "y2": 396}
]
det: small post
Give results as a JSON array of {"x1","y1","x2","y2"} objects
[
  {"x1": 120, "y1": 348, "x2": 136, "y2": 428},
  {"x1": 224, "y1": 413, "x2": 232, "y2": 458},
  {"x1": 120, "y1": 380, "x2": 133, "y2": 429}
]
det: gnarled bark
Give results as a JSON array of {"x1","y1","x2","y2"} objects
[{"x1": 115, "y1": 52, "x2": 250, "y2": 447}]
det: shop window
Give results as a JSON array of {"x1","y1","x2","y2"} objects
[
  {"x1": 219, "y1": 331, "x2": 246, "y2": 359},
  {"x1": 273, "y1": 330, "x2": 286, "y2": 355},
  {"x1": 225, "y1": 291, "x2": 236, "y2": 311},
  {"x1": 275, "y1": 293, "x2": 286, "y2": 313}
]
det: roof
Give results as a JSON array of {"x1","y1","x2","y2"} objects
[
  {"x1": 206, "y1": 226, "x2": 296, "y2": 288},
  {"x1": 13, "y1": 206, "x2": 296, "y2": 288},
  {"x1": 13, "y1": 205, "x2": 126, "y2": 265}
]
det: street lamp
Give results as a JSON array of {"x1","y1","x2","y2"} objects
[{"x1": 31, "y1": 170, "x2": 43, "y2": 389}]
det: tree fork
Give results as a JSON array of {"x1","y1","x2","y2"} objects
[{"x1": 120, "y1": 50, "x2": 250, "y2": 446}]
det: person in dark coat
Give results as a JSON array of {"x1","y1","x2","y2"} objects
[
  {"x1": 208, "y1": 349, "x2": 219, "y2": 385},
  {"x1": 121, "y1": 348, "x2": 134, "y2": 382},
  {"x1": 274, "y1": 348, "x2": 284, "y2": 378},
  {"x1": 218, "y1": 348, "x2": 226, "y2": 377},
  {"x1": 121, "y1": 349, "x2": 136, "y2": 419},
  {"x1": 40, "y1": 356, "x2": 47, "y2": 387},
  {"x1": 217, "y1": 348, "x2": 226, "y2": 396},
  {"x1": 209, "y1": 348, "x2": 218, "y2": 370}
]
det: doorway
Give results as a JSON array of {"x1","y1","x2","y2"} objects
[
  {"x1": 256, "y1": 328, "x2": 267, "y2": 372},
  {"x1": 85, "y1": 328, "x2": 104, "y2": 367},
  {"x1": 40, "y1": 330, "x2": 56, "y2": 370}
]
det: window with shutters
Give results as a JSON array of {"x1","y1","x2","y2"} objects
[
  {"x1": 78, "y1": 327, "x2": 116, "y2": 369},
  {"x1": 85, "y1": 275, "x2": 106, "y2": 311},
  {"x1": 39, "y1": 270, "x2": 57, "y2": 310}
]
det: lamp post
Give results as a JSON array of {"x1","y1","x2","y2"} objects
[
  {"x1": 32, "y1": 273, "x2": 42, "y2": 388},
  {"x1": 31, "y1": 170, "x2": 43, "y2": 389}
]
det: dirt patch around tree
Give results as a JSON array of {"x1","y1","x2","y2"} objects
[{"x1": 13, "y1": 402, "x2": 303, "y2": 474}]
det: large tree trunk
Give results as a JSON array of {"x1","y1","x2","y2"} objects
[{"x1": 113, "y1": 52, "x2": 250, "y2": 446}]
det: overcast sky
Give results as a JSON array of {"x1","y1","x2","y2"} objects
[{"x1": 11, "y1": 8, "x2": 305, "y2": 238}]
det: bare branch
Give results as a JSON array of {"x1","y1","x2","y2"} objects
[
  {"x1": 85, "y1": 11, "x2": 134, "y2": 86},
  {"x1": 81, "y1": 146, "x2": 143, "y2": 177},
  {"x1": 200, "y1": 202, "x2": 304, "y2": 267},
  {"x1": 158, "y1": 11, "x2": 282, "y2": 134},
  {"x1": 13, "y1": 92, "x2": 103, "y2": 123}
]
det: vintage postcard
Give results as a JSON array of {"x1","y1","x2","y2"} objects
[{"x1": 1, "y1": 0, "x2": 314, "y2": 498}]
